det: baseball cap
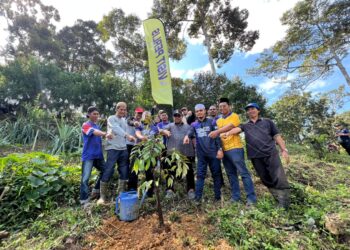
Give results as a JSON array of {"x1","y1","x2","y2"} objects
[
  {"x1": 173, "y1": 109, "x2": 182, "y2": 116},
  {"x1": 135, "y1": 107, "x2": 144, "y2": 113},
  {"x1": 245, "y1": 103, "x2": 260, "y2": 111}
]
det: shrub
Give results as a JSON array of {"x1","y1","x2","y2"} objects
[{"x1": 0, "y1": 152, "x2": 81, "y2": 230}]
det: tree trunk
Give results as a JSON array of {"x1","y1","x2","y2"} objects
[
  {"x1": 155, "y1": 183, "x2": 164, "y2": 228},
  {"x1": 316, "y1": 24, "x2": 350, "y2": 87},
  {"x1": 202, "y1": 24, "x2": 216, "y2": 75}
]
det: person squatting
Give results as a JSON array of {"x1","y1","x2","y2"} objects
[{"x1": 80, "y1": 99, "x2": 291, "y2": 210}]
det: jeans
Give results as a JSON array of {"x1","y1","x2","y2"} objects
[
  {"x1": 195, "y1": 154, "x2": 222, "y2": 200},
  {"x1": 101, "y1": 149, "x2": 129, "y2": 182},
  {"x1": 80, "y1": 159, "x2": 104, "y2": 201},
  {"x1": 223, "y1": 148, "x2": 257, "y2": 203}
]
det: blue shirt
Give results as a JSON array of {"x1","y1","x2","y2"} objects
[
  {"x1": 188, "y1": 118, "x2": 221, "y2": 157},
  {"x1": 135, "y1": 123, "x2": 159, "y2": 144},
  {"x1": 337, "y1": 128, "x2": 350, "y2": 143},
  {"x1": 81, "y1": 121, "x2": 104, "y2": 161},
  {"x1": 157, "y1": 121, "x2": 170, "y2": 145}
]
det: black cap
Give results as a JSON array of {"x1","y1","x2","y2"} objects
[{"x1": 173, "y1": 109, "x2": 182, "y2": 116}]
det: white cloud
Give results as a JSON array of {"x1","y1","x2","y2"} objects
[
  {"x1": 185, "y1": 63, "x2": 212, "y2": 78},
  {"x1": 170, "y1": 68, "x2": 186, "y2": 78},
  {"x1": 305, "y1": 80, "x2": 328, "y2": 91},
  {"x1": 258, "y1": 78, "x2": 288, "y2": 95}
]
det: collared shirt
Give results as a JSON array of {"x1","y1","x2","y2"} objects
[
  {"x1": 164, "y1": 122, "x2": 195, "y2": 157},
  {"x1": 105, "y1": 115, "x2": 128, "y2": 150},
  {"x1": 81, "y1": 121, "x2": 104, "y2": 161},
  {"x1": 240, "y1": 118, "x2": 279, "y2": 159},
  {"x1": 216, "y1": 112, "x2": 243, "y2": 151},
  {"x1": 188, "y1": 118, "x2": 222, "y2": 157}
]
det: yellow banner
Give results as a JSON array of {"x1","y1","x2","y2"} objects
[{"x1": 143, "y1": 18, "x2": 173, "y2": 106}]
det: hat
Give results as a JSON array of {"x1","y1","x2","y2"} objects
[
  {"x1": 195, "y1": 104, "x2": 205, "y2": 111},
  {"x1": 135, "y1": 107, "x2": 144, "y2": 113},
  {"x1": 245, "y1": 103, "x2": 260, "y2": 111},
  {"x1": 173, "y1": 109, "x2": 182, "y2": 116}
]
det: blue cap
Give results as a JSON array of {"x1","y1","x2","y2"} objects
[
  {"x1": 195, "y1": 104, "x2": 205, "y2": 110},
  {"x1": 245, "y1": 103, "x2": 260, "y2": 110}
]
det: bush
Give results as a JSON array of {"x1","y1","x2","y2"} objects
[{"x1": 0, "y1": 152, "x2": 81, "y2": 230}]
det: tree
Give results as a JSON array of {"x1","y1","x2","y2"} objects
[
  {"x1": 249, "y1": 0, "x2": 350, "y2": 89},
  {"x1": 270, "y1": 92, "x2": 334, "y2": 143},
  {"x1": 131, "y1": 136, "x2": 188, "y2": 228},
  {"x1": 151, "y1": 0, "x2": 259, "y2": 74},
  {"x1": 56, "y1": 20, "x2": 113, "y2": 72},
  {"x1": 97, "y1": 8, "x2": 147, "y2": 85},
  {"x1": 0, "y1": 0, "x2": 61, "y2": 60},
  {"x1": 171, "y1": 72, "x2": 267, "y2": 115}
]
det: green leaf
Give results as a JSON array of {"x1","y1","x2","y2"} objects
[{"x1": 27, "y1": 175, "x2": 45, "y2": 187}]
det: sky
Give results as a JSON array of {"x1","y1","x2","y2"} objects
[{"x1": 1, "y1": 0, "x2": 349, "y2": 111}]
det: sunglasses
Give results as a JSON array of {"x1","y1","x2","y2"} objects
[{"x1": 174, "y1": 114, "x2": 181, "y2": 117}]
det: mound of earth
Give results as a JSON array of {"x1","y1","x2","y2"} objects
[{"x1": 86, "y1": 213, "x2": 232, "y2": 250}]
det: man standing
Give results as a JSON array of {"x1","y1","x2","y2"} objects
[
  {"x1": 126, "y1": 107, "x2": 144, "y2": 191},
  {"x1": 224, "y1": 103, "x2": 291, "y2": 209},
  {"x1": 184, "y1": 104, "x2": 223, "y2": 202},
  {"x1": 209, "y1": 98, "x2": 257, "y2": 205},
  {"x1": 97, "y1": 102, "x2": 135, "y2": 205},
  {"x1": 157, "y1": 110, "x2": 170, "y2": 145},
  {"x1": 80, "y1": 106, "x2": 108, "y2": 207},
  {"x1": 335, "y1": 123, "x2": 350, "y2": 155},
  {"x1": 207, "y1": 105, "x2": 219, "y2": 120},
  {"x1": 162, "y1": 110, "x2": 196, "y2": 199}
]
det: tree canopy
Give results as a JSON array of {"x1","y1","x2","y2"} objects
[{"x1": 249, "y1": 0, "x2": 350, "y2": 89}]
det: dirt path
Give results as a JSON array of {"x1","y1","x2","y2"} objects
[{"x1": 86, "y1": 213, "x2": 232, "y2": 250}]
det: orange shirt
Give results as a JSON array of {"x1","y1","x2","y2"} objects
[{"x1": 216, "y1": 113, "x2": 243, "y2": 151}]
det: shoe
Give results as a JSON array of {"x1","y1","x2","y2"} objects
[
  {"x1": 165, "y1": 189, "x2": 175, "y2": 199},
  {"x1": 246, "y1": 200, "x2": 256, "y2": 209},
  {"x1": 90, "y1": 189, "x2": 100, "y2": 200},
  {"x1": 187, "y1": 190, "x2": 195, "y2": 200},
  {"x1": 230, "y1": 198, "x2": 241, "y2": 204},
  {"x1": 97, "y1": 181, "x2": 109, "y2": 205}
]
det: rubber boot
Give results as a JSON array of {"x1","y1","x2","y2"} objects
[
  {"x1": 117, "y1": 179, "x2": 127, "y2": 195},
  {"x1": 277, "y1": 189, "x2": 291, "y2": 209},
  {"x1": 269, "y1": 188, "x2": 290, "y2": 209},
  {"x1": 97, "y1": 181, "x2": 109, "y2": 205}
]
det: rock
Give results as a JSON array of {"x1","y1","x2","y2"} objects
[
  {"x1": 0, "y1": 231, "x2": 9, "y2": 239},
  {"x1": 306, "y1": 217, "x2": 316, "y2": 228},
  {"x1": 325, "y1": 212, "x2": 350, "y2": 235}
]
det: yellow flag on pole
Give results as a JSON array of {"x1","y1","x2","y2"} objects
[{"x1": 143, "y1": 18, "x2": 173, "y2": 106}]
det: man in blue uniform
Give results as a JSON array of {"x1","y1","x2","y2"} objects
[{"x1": 184, "y1": 104, "x2": 223, "y2": 202}]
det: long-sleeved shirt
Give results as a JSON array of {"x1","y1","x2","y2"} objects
[
  {"x1": 105, "y1": 115, "x2": 128, "y2": 150},
  {"x1": 187, "y1": 118, "x2": 221, "y2": 157}
]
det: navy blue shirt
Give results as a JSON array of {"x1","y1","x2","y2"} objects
[
  {"x1": 188, "y1": 118, "x2": 221, "y2": 157},
  {"x1": 81, "y1": 121, "x2": 104, "y2": 161},
  {"x1": 337, "y1": 128, "x2": 350, "y2": 144},
  {"x1": 135, "y1": 122, "x2": 159, "y2": 144}
]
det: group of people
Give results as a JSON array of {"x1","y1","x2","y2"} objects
[{"x1": 80, "y1": 98, "x2": 291, "y2": 210}]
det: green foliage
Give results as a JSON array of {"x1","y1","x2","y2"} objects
[
  {"x1": 0, "y1": 152, "x2": 81, "y2": 230},
  {"x1": 270, "y1": 92, "x2": 334, "y2": 146},
  {"x1": 46, "y1": 118, "x2": 81, "y2": 155},
  {"x1": 171, "y1": 73, "x2": 267, "y2": 115}
]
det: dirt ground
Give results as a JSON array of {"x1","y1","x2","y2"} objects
[{"x1": 85, "y1": 213, "x2": 233, "y2": 250}]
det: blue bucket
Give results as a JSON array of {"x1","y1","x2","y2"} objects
[{"x1": 115, "y1": 191, "x2": 139, "y2": 221}]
